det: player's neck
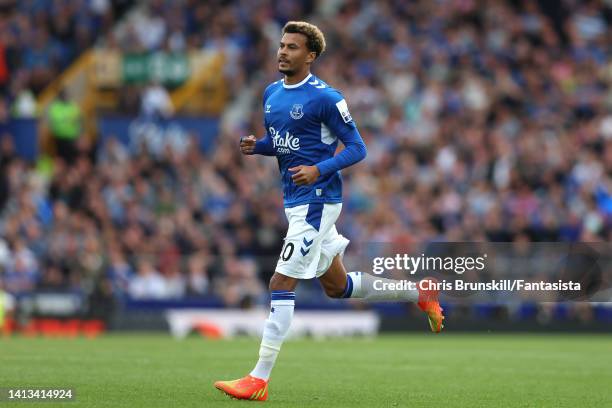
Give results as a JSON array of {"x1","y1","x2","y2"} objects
[{"x1": 284, "y1": 69, "x2": 311, "y2": 86}]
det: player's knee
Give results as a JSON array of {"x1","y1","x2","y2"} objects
[
  {"x1": 323, "y1": 283, "x2": 345, "y2": 299},
  {"x1": 269, "y1": 272, "x2": 297, "y2": 292}
]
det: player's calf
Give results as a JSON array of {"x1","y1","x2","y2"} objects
[
  {"x1": 320, "y1": 283, "x2": 346, "y2": 298},
  {"x1": 320, "y1": 255, "x2": 419, "y2": 302},
  {"x1": 318, "y1": 256, "x2": 349, "y2": 298}
]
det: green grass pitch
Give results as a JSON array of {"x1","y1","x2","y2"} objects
[{"x1": 1, "y1": 334, "x2": 611, "y2": 407}]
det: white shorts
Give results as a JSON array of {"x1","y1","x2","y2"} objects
[{"x1": 275, "y1": 203, "x2": 350, "y2": 280}]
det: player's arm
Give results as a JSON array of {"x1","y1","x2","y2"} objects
[
  {"x1": 315, "y1": 127, "x2": 366, "y2": 176},
  {"x1": 314, "y1": 94, "x2": 367, "y2": 176},
  {"x1": 240, "y1": 134, "x2": 275, "y2": 156},
  {"x1": 290, "y1": 94, "x2": 366, "y2": 185},
  {"x1": 292, "y1": 129, "x2": 366, "y2": 184}
]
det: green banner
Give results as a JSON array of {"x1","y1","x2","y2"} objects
[{"x1": 122, "y1": 52, "x2": 190, "y2": 85}]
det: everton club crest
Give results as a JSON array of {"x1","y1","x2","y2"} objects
[{"x1": 290, "y1": 104, "x2": 304, "y2": 120}]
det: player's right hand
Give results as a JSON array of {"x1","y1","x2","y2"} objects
[{"x1": 240, "y1": 135, "x2": 257, "y2": 155}]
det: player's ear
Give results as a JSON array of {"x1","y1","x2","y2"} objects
[{"x1": 306, "y1": 51, "x2": 316, "y2": 64}]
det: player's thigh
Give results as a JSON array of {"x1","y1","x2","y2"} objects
[{"x1": 315, "y1": 223, "x2": 350, "y2": 278}]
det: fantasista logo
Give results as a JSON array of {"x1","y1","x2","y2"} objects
[{"x1": 269, "y1": 126, "x2": 300, "y2": 154}]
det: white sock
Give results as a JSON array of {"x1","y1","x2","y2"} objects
[
  {"x1": 250, "y1": 291, "x2": 295, "y2": 381},
  {"x1": 342, "y1": 271, "x2": 418, "y2": 302}
]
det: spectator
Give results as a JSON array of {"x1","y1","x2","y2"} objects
[
  {"x1": 140, "y1": 80, "x2": 173, "y2": 119},
  {"x1": 48, "y1": 91, "x2": 82, "y2": 165},
  {"x1": 0, "y1": 237, "x2": 10, "y2": 273},
  {"x1": 128, "y1": 258, "x2": 167, "y2": 299},
  {"x1": 106, "y1": 247, "x2": 133, "y2": 296},
  {"x1": 0, "y1": 41, "x2": 9, "y2": 94},
  {"x1": 186, "y1": 253, "x2": 210, "y2": 296},
  {"x1": 0, "y1": 280, "x2": 15, "y2": 335},
  {"x1": 3, "y1": 254, "x2": 38, "y2": 294},
  {"x1": 10, "y1": 71, "x2": 36, "y2": 118},
  {"x1": 131, "y1": 4, "x2": 167, "y2": 51},
  {"x1": 164, "y1": 267, "x2": 186, "y2": 299}
]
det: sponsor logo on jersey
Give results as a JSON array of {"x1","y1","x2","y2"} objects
[
  {"x1": 265, "y1": 104, "x2": 271, "y2": 113},
  {"x1": 335, "y1": 99, "x2": 353, "y2": 123},
  {"x1": 270, "y1": 126, "x2": 300, "y2": 154},
  {"x1": 290, "y1": 104, "x2": 304, "y2": 120}
]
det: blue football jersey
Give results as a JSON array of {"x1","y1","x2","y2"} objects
[{"x1": 257, "y1": 73, "x2": 366, "y2": 208}]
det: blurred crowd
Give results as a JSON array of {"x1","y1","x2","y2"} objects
[
  {"x1": 0, "y1": 0, "x2": 611, "y2": 308},
  {"x1": 243, "y1": 0, "x2": 612, "y2": 246},
  {"x1": 0, "y1": 133, "x2": 275, "y2": 305},
  {"x1": 0, "y1": 0, "x2": 132, "y2": 120}
]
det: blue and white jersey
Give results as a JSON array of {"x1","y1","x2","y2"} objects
[{"x1": 254, "y1": 73, "x2": 367, "y2": 208}]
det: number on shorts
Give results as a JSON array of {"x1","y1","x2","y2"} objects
[{"x1": 281, "y1": 242, "x2": 294, "y2": 261}]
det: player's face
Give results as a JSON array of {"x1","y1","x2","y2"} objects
[{"x1": 277, "y1": 33, "x2": 315, "y2": 76}]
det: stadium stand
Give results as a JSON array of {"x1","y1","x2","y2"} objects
[{"x1": 0, "y1": 0, "x2": 611, "y2": 329}]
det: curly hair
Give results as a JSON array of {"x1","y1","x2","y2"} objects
[{"x1": 282, "y1": 21, "x2": 326, "y2": 58}]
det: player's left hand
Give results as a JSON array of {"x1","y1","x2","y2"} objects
[{"x1": 289, "y1": 165, "x2": 320, "y2": 185}]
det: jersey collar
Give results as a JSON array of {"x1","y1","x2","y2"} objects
[{"x1": 282, "y1": 73, "x2": 313, "y2": 89}]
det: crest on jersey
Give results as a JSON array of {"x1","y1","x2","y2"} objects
[{"x1": 290, "y1": 104, "x2": 304, "y2": 120}]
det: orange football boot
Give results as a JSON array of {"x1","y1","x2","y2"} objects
[
  {"x1": 417, "y1": 277, "x2": 445, "y2": 333},
  {"x1": 214, "y1": 375, "x2": 269, "y2": 401}
]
